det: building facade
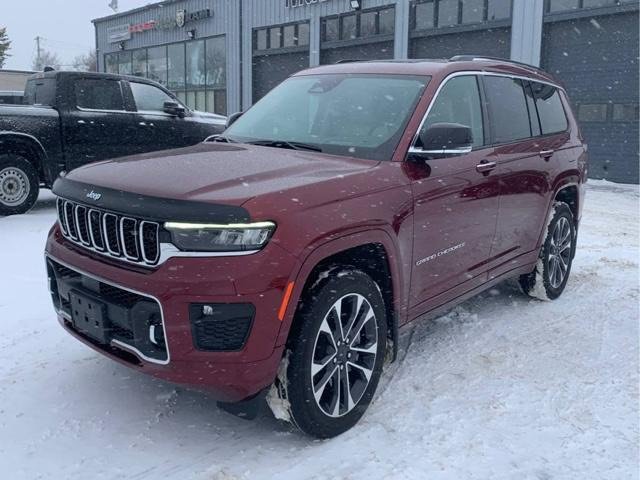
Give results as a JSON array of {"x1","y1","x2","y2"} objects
[
  {"x1": 0, "y1": 69, "x2": 37, "y2": 104},
  {"x1": 93, "y1": 0, "x2": 639, "y2": 183}
]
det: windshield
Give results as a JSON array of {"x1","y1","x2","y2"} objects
[{"x1": 225, "y1": 74, "x2": 429, "y2": 161}]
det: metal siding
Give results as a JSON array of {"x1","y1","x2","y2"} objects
[{"x1": 542, "y1": 10, "x2": 639, "y2": 183}]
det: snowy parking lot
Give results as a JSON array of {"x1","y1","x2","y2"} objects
[{"x1": 0, "y1": 181, "x2": 638, "y2": 480}]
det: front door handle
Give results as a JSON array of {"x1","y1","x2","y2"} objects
[
  {"x1": 539, "y1": 149, "x2": 555, "y2": 159},
  {"x1": 476, "y1": 160, "x2": 497, "y2": 174}
]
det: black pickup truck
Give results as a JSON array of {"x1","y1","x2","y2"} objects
[{"x1": 0, "y1": 71, "x2": 226, "y2": 215}]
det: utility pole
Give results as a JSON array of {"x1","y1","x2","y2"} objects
[{"x1": 35, "y1": 36, "x2": 42, "y2": 69}]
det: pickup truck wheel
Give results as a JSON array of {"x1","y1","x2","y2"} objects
[
  {"x1": 0, "y1": 154, "x2": 39, "y2": 216},
  {"x1": 282, "y1": 269, "x2": 387, "y2": 439},
  {"x1": 519, "y1": 201, "x2": 576, "y2": 301}
]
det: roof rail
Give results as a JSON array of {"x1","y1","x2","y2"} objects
[{"x1": 449, "y1": 55, "x2": 543, "y2": 72}]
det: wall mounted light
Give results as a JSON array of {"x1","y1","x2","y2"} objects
[
  {"x1": 187, "y1": 29, "x2": 196, "y2": 40},
  {"x1": 350, "y1": 0, "x2": 362, "y2": 10}
]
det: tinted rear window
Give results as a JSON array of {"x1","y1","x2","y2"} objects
[
  {"x1": 74, "y1": 79, "x2": 125, "y2": 111},
  {"x1": 484, "y1": 76, "x2": 531, "y2": 144},
  {"x1": 531, "y1": 82, "x2": 568, "y2": 134},
  {"x1": 23, "y1": 78, "x2": 56, "y2": 106}
]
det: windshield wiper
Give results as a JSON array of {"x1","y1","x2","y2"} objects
[
  {"x1": 211, "y1": 135, "x2": 236, "y2": 143},
  {"x1": 248, "y1": 140, "x2": 323, "y2": 152}
]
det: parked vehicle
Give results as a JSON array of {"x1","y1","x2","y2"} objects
[
  {"x1": 45, "y1": 57, "x2": 587, "y2": 438},
  {"x1": 0, "y1": 71, "x2": 226, "y2": 215}
]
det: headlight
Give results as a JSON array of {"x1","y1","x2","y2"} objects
[{"x1": 164, "y1": 221, "x2": 276, "y2": 252}]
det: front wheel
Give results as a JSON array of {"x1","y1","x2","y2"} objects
[
  {"x1": 280, "y1": 269, "x2": 387, "y2": 438},
  {"x1": 0, "y1": 154, "x2": 39, "y2": 216},
  {"x1": 519, "y1": 201, "x2": 576, "y2": 300}
]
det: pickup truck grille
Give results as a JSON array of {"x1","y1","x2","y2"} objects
[{"x1": 56, "y1": 198, "x2": 160, "y2": 266}]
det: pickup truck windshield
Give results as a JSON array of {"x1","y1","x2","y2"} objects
[{"x1": 226, "y1": 74, "x2": 429, "y2": 161}]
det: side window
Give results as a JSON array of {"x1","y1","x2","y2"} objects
[
  {"x1": 420, "y1": 75, "x2": 484, "y2": 148},
  {"x1": 75, "y1": 79, "x2": 125, "y2": 111},
  {"x1": 531, "y1": 82, "x2": 568, "y2": 134},
  {"x1": 130, "y1": 82, "x2": 175, "y2": 113},
  {"x1": 484, "y1": 76, "x2": 531, "y2": 144}
]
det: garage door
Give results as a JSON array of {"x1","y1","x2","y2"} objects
[
  {"x1": 320, "y1": 6, "x2": 396, "y2": 65},
  {"x1": 410, "y1": 27, "x2": 511, "y2": 59},
  {"x1": 252, "y1": 22, "x2": 310, "y2": 103},
  {"x1": 409, "y1": 0, "x2": 511, "y2": 60},
  {"x1": 542, "y1": 11, "x2": 639, "y2": 183}
]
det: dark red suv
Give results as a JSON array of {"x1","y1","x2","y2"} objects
[{"x1": 45, "y1": 57, "x2": 587, "y2": 438}]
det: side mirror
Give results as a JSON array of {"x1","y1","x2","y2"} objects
[
  {"x1": 410, "y1": 122, "x2": 473, "y2": 159},
  {"x1": 226, "y1": 111, "x2": 244, "y2": 129},
  {"x1": 163, "y1": 101, "x2": 186, "y2": 118}
]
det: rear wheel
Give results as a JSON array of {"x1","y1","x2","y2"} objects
[
  {"x1": 0, "y1": 154, "x2": 39, "y2": 216},
  {"x1": 519, "y1": 201, "x2": 576, "y2": 300},
  {"x1": 279, "y1": 269, "x2": 387, "y2": 438}
]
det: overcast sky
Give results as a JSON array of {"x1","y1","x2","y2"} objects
[{"x1": 3, "y1": 0, "x2": 152, "y2": 70}]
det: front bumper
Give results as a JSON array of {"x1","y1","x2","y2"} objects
[{"x1": 45, "y1": 226, "x2": 296, "y2": 402}]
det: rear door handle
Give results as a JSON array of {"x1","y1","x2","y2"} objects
[
  {"x1": 476, "y1": 160, "x2": 497, "y2": 174},
  {"x1": 539, "y1": 149, "x2": 555, "y2": 159}
]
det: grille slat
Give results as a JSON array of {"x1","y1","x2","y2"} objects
[{"x1": 56, "y1": 199, "x2": 160, "y2": 267}]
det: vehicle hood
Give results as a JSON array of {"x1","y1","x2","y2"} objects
[
  {"x1": 64, "y1": 142, "x2": 381, "y2": 208},
  {"x1": 191, "y1": 110, "x2": 226, "y2": 125}
]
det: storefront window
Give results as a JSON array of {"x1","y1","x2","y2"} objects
[
  {"x1": 284, "y1": 24, "x2": 296, "y2": 47},
  {"x1": 256, "y1": 29, "x2": 268, "y2": 50},
  {"x1": 341, "y1": 14, "x2": 357, "y2": 40},
  {"x1": 270, "y1": 27, "x2": 282, "y2": 49},
  {"x1": 548, "y1": 0, "x2": 580, "y2": 12},
  {"x1": 118, "y1": 51, "x2": 132, "y2": 75},
  {"x1": 438, "y1": 0, "x2": 459, "y2": 27},
  {"x1": 132, "y1": 49, "x2": 147, "y2": 78},
  {"x1": 298, "y1": 23, "x2": 310, "y2": 46},
  {"x1": 414, "y1": 1, "x2": 435, "y2": 30},
  {"x1": 206, "y1": 36, "x2": 226, "y2": 88},
  {"x1": 105, "y1": 53, "x2": 118, "y2": 74},
  {"x1": 361, "y1": 11, "x2": 378, "y2": 37},
  {"x1": 462, "y1": 0, "x2": 484, "y2": 24},
  {"x1": 379, "y1": 8, "x2": 395, "y2": 35},
  {"x1": 487, "y1": 0, "x2": 512, "y2": 20},
  {"x1": 147, "y1": 46, "x2": 167, "y2": 85},
  {"x1": 167, "y1": 43, "x2": 185, "y2": 89},
  {"x1": 325, "y1": 17, "x2": 339, "y2": 42},
  {"x1": 186, "y1": 40, "x2": 205, "y2": 88}
]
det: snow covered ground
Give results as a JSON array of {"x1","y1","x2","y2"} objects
[{"x1": 0, "y1": 181, "x2": 638, "y2": 480}]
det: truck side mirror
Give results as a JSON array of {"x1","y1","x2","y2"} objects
[
  {"x1": 410, "y1": 122, "x2": 474, "y2": 160},
  {"x1": 163, "y1": 101, "x2": 186, "y2": 118},
  {"x1": 226, "y1": 111, "x2": 244, "y2": 129}
]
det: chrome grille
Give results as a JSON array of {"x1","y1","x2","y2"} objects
[{"x1": 56, "y1": 198, "x2": 160, "y2": 266}]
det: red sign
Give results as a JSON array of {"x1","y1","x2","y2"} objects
[{"x1": 129, "y1": 21, "x2": 156, "y2": 33}]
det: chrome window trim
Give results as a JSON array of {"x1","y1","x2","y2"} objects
[
  {"x1": 46, "y1": 253, "x2": 170, "y2": 366},
  {"x1": 409, "y1": 70, "x2": 566, "y2": 152}
]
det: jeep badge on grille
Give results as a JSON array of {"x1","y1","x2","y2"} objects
[{"x1": 86, "y1": 190, "x2": 102, "y2": 201}]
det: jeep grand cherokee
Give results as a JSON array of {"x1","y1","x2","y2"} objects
[{"x1": 45, "y1": 57, "x2": 587, "y2": 438}]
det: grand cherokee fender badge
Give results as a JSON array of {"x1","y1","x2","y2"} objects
[
  {"x1": 86, "y1": 190, "x2": 102, "y2": 201},
  {"x1": 416, "y1": 242, "x2": 466, "y2": 267}
]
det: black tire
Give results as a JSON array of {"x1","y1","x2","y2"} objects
[
  {"x1": 519, "y1": 201, "x2": 576, "y2": 301},
  {"x1": 0, "y1": 154, "x2": 39, "y2": 216},
  {"x1": 282, "y1": 269, "x2": 387, "y2": 439}
]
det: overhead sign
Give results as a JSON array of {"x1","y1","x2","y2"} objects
[
  {"x1": 286, "y1": 0, "x2": 331, "y2": 7},
  {"x1": 107, "y1": 24, "x2": 131, "y2": 43},
  {"x1": 128, "y1": 8, "x2": 213, "y2": 35}
]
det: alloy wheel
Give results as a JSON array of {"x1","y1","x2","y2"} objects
[
  {"x1": 548, "y1": 216, "x2": 572, "y2": 289},
  {"x1": 310, "y1": 293, "x2": 378, "y2": 418}
]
